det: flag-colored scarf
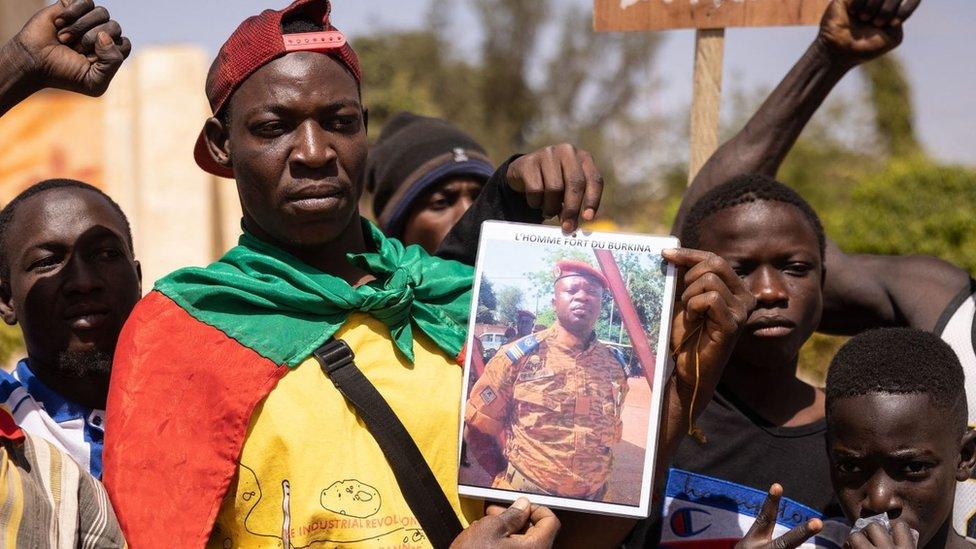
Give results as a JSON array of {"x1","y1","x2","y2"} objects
[{"x1": 154, "y1": 219, "x2": 474, "y2": 365}]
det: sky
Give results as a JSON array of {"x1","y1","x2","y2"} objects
[{"x1": 98, "y1": 0, "x2": 976, "y2": 165}]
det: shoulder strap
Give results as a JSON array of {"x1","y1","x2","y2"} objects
[{"x1": 313, "y1": 338, "x2": 463, "y2": 549}]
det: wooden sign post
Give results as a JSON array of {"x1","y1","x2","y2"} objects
[{"x1": 594, "y1": 0, "x2": 831, "y2": 183}]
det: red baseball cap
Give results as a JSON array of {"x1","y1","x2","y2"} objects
[{"x1": 193, "y1": 0, "x2": 362, "y2": 178}]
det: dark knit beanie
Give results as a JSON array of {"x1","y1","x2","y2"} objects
[{"x1": 367, "y1": 112, "x2": 494, "y2": 237}]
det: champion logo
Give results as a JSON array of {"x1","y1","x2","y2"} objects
[
  {"x1": 453, "y1": 147, "x2": 469, "y2": 163},
  {"x1": 670, "y1": 507, "x2": 712, "y2": 538}
]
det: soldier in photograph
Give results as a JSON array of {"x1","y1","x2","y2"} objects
[{"x1": 465, "y1": 260, "x2": 629, "y2": 501}]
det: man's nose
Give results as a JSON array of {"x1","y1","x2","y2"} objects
[
  {"x1": 63, "y1": 255, "x2": 103, "y2": 295},
  {"x1": 290, "y1": 121, "x2": 336, "y2": 169},
  {"x1": 750, "y1": 267, "x2": 788, "y2": 308},
  {"x1": 860, "y1": 472, "x2": 903, "y2": 519}
]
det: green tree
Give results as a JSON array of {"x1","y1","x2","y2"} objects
[
  {"x1": 352, "y1": 0, "x2": 664, "y2": 225},
  {"x1": 496, "y1": 285, "x2": 525, "y2": 326},
  {"x1": 861, "y1": 56, "x2": 920, "y2": 159},
  {"x1": 476, "y1": 278, "x2": 498, "y2": 324}
]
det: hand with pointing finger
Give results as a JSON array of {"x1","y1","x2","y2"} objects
[
  {"x1": 6, "y1": 0, "x2": 131, "y2": 98},
  {"x1": 736, "y1": 484, "x2": 823, "y2": 549},
  {"x1": 450, "y1": 498, "x2": 560, "y2": 549},
  {"x1": 506, "y1": 144, "x2": 603, "y2": 234}
]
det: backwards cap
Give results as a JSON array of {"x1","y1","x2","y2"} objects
[{"x1": 194, "y1": 0, "x2": 362, "y2": 178}]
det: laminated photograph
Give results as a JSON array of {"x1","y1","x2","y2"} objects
[{"x1": 458, "y1": 221, "x2": 678, "y2": 518}]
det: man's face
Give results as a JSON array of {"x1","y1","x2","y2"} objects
[
  {"x1": 222, "y1": 52, "x2": 368, "y2": 249},
  {"x1": 0, "y1": 189, "x2": 141, "y2": 373},
  {"x1": 400, "y1": 177, "x2": 483, "y2": 254},
  {"x1": 516, "y1": 314, "x2": 535, "y2": 337},
  {"x1": 828, "y1": 393, "x2": 975, "y2": 546},
  {"x1": 553, "y1": 275, "x2": 604, "y2": 336},
  {"x1": 697, "y1": 201, "x2": 823, "y2": 368}
]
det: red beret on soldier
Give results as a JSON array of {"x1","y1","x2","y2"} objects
[{"x1": 553, "y1": 259, "x2": 609, "y2": 289}]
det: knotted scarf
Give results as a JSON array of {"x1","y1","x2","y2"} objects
[{"x1": 154, "y1": 220, "x2": 474, "y2": 366}]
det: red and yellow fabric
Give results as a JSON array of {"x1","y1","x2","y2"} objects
[
  {"x1": 103, "y1": 221, "x2": 476, "y2": 548},
  {"x1": 208, "y1": 313, "x2": 480, "y2": 548}
]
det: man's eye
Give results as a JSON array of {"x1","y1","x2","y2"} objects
[
  {"x1": 28, "y1": 256, "x2": 61, "y2": 271},
  {"x1": 330, "y1": 116, "x2": 359, "y2": 132},
  {"x1": 784, "y1": 263, "x2": 812, "y2": 276},
  {"x1": 729, "y1": 265, "x2": 749, "y2": 278},
  {"x1": 252, "y1": 121, "x2": 288, "y2": 137},
  {"x1": 903, "y1": 462, "x2": 932, "y2": 476},
  {"x1": 836, "y1": 461, "x2": 862, "y2": 475},
  {"x1": 429, "y1": 197, "x2": 451, "y2": 210},
  {"x1": 95, "y1": 249, "x2": 123, "y2": 261}
]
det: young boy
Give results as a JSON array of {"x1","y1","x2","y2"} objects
[{"x1": 825, "y1": 328, "x2": 976, "y2": 548}]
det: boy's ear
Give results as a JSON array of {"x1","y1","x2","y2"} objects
[{"x1": 956, "y1": 429, "x2": 976, "y2": 482}]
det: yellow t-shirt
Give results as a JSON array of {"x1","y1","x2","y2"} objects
[{"x1": 208, "y1": 313, "x2": 482, "y2": 549}]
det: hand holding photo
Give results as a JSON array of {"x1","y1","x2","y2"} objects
[{"x1": 458, "y1": 221, "x2": 678, "y2": 518}]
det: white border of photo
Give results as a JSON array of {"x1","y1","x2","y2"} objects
[{"x1": 456, "y1": 220, "x2": 679, "y2": 518}]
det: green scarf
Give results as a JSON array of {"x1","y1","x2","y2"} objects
[{"x1": 154, "y1": 220, "x2": 474, "y2": 367}]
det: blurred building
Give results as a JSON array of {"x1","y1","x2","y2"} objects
[
  {"x1": 0, "y1": 37, "x2": 242, "y2": 290},
  {"x1": 1, "y1": 0, "x2": 44, "y2": 43}
]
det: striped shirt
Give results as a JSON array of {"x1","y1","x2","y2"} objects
[
  {"x1": 0, "y1": 406, "x2": 125, "y2": 548},
  {"x1": 0, "y1": 360, "x2": 105, "y2": 479}
]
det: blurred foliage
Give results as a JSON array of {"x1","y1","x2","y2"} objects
[
  {"x1": 354, "y1": 0, "x2": 664, "y2": 222},
  {"x1": 832, "y1": 160, "x2": 976, "y2": 273},
  {"x1": 0, "y1": 324, "x2": 23, "y2": 369},
  {"x1": 476, "y1": 278, "x2": 498, "y2": 324},
  {"x1": 861, "y1": 56, "x2": 920, "y2": 159},
  {"x1": 354, "y1": 4, "x2": 976, "y2": 386},
  {"x1": 495, "y1": 286, "x2": 525, "y2": 327}
]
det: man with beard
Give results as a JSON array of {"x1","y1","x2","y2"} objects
[
  {"x1": 0, "y1": 180, "x2": 140, "y2": 481},
  {"x1": 0, "y1": 0, "x2": 134, "y2": 480},
  {"x1": 466, "y1": 261, "x2": 627, "y2": 502}
]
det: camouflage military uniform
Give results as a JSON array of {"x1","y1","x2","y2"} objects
[{"x1": 465, "y1": 325, "x2": 628, "y2": 500}]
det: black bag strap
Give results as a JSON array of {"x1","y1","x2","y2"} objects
[{"x1": 313, "y1": 338, "x2": 463, "y2": 549}]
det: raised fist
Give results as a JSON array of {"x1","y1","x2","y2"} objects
[
  {"x1": 9, "y1": 0, "x2": 131, "y2": 97},
  {"x1": 818, "y1": 0, "x2": 921, "y2": 65}
]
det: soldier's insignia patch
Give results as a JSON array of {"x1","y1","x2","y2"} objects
[
  {"x1": 479, "y1": 387, "x2": 497, "y2": 406},
  {"x1": 506, "y1": 334, "x2": 541, "y2": 362}
]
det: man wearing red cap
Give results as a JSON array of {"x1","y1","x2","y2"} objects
[
  {"x1": 100, "y1": 1, "x2": 595, "y2": 547},
  {"x1": 102, "y1": 2, "x2": 755, "y2": 547},
  {"x1": 466, "y1": 260, "x2": 628, "y2": 502}
]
